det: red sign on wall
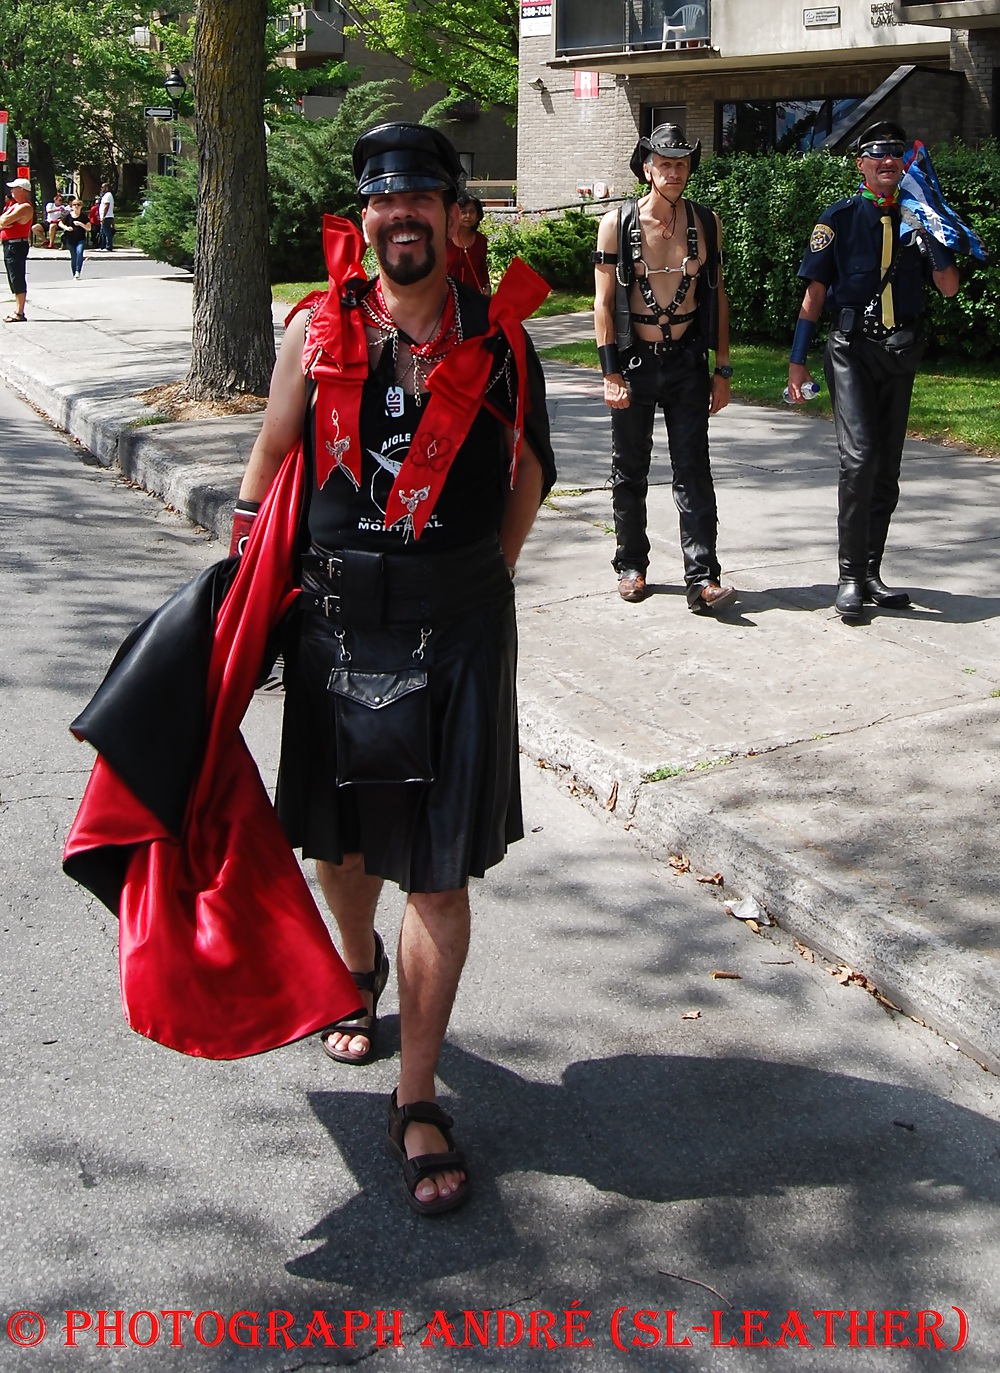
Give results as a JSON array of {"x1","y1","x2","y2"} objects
[
  {"x1": 574, "y1": 71, "x2": 600, "y2": 99},
  {"x1": 0, "y1": 110, "x2": 8, "y2": 163}
]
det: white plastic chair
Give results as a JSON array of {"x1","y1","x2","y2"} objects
[{"x1": 662, "y1": 3, "x2": 705, "y2": 47}]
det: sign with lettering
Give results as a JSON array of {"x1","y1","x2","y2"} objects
[
  {"x1": 16, "y1": 137, "x2": 29, "y2": 163},
  {"x1": 574, "y1": 71, "x2": 600, "y2": 99},
  {"x1": 870, "y1": 1, "x2": 901, "y2": 25},
  {"x1": 520, "y1": 0, "x2": 552, "y2": 37},
  {"x1": 804, "y1": 6, "x2": 841, "y2": 25}
]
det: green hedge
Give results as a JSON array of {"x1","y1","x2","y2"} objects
[
  {"x1": 485, "y1": 144, "x2": 1000, "y2": 360},
  {"x1": 690, "y1": 141, "x2": 1000, "y2": 360}
]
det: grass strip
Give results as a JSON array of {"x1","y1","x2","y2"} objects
[{"x1": 535, "y1": 340, "x2": 1000, "y2": 456}]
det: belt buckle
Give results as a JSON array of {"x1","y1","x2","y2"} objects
[
  {"x1": 321, "y1": 593, "x2": 341, "y2": 619},
  {"x1": 323, "y1": 552, "x2": 343, "y2": 580}
]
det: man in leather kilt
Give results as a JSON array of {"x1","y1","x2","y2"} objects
[
  {"x1": 594, "y1": 122, "x2": 736, "y2": 610},
  {"x1": 787, "y1": 121, "x2": 959, "y2": 622},
  {"x1": 229, "y1": 123, "x2": 554, "y2": 1215}
]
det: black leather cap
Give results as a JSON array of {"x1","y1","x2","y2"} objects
[
  {"x1": 630, "y1": 122, "x2": 702, "y2": 180},
  {"x1": 854, "y1": 120, "x2": 907, "y2": 154},
  {"x1": 353, "y1": 121, "x2": 465, "y2": 198}
]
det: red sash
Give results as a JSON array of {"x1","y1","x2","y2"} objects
[{"x1": 299, "y1": 215, "x2": 549, "y2": 540}]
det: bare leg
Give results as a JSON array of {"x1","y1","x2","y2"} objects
[
  {"x1": 315, "y1": 854, "x2": 384, "y2": 1059},
  {"x1": 396, "y1": 887, "x2": 471, "y2": 1204}
]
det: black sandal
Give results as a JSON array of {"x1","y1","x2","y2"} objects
[
  {"x1": 319, "y1": 931, "x2": 389, "y2": 1064},
  {"x1": 387, "y1": 1089, "x2": 470, "y2": 1216}
]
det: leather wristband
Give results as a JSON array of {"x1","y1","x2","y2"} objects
[
  {"x1": 789, "y1": 317, "x2": 816, "y2": 366},
  {"x1": 598, "y1": 343, "x2": 622, "y2": 377},
  {"x1": 229, "y1": 499, "x2": 261, "y2": 557},
  {"x1": 921, "y1": 230, "x2": 955, "y2": 273}
]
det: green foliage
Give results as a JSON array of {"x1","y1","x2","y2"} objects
[
  {"x1": 265, "y1": 82, "x2": 398, "y2": 281},
  {"x1": 340, "y1": 0, "x2": 518, "y2": 116},
  {"x1": 687, "y1": 143, "x2": 1000, "y2": 361},
  {"x1": 0, "y1": 0, "x2": 166, "y2": 178},
  {"x1": 132, "y1": 84, "x2": 398, "y2": 281},
  {"x1": 485, "y1": 210, "x2": 598, "y2": 290},
  {"x1": 687, "y1": 152, "x2": 854, "y2": 343},
  {"x1": 130, "y1": 154, "x2": 198, "y2": 269}
]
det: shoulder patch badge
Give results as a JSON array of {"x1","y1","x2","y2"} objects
[{"x1": 809, "y1": 223, "x2": 835, "y2": 253}]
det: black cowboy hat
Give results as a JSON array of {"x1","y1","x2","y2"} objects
[
  {"x1": 352, "y1": 121, "x2": 465, "y2": 198},
  {"x1": 629, "y1": 122, "x2": 702, "y2": 181}
]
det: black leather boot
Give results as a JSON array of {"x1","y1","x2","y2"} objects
[
  {"x1": 835, "y1": 578, "x2": 865, "y2": 621},
  {"x1": 864, "y1": 570, "x2": 910, "y2": 608}
]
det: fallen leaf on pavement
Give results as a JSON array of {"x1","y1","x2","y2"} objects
[
  {"x1": 893, "y1": 1119, "x2": 916, "y2": 1132},
  {"x1": 711, "y1": 970, "x2": 742, "y2": 980},
  {"x1": 669, "y1": 854, "x2": 691, "y2": 874},
  {"x1": 697, "y1": 872, "x2": 724, "y2": 886},
  {"x1": 793, "y1": 940, "x2": 815, "y2": 963},
  {"x1": 680, "y1": 1009, "x2": 702, "y2": 1020},
  {"x1": 746, "y1": 919, "x2": 761, "y2": 934},
  {"x1": 604, "y1": 780, "x2": 618, "y2": 812}
]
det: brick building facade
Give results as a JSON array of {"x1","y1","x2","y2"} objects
[{"x1": 516, "y1": 0, "x2": 1000, "y2": 210}]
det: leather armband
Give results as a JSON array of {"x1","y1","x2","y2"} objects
[
  {"x1": 598, "y1": 343, "x2": 622, "y2": 377},
  {"x1": 592, "y1": 250, "x2": 619, "y2": 265},
  {"x1": 920, "y1": 230, "x2": 955, "y2": 274},
  {"x1": 229, "y1": 498, "x2": 261, "y2": 557},
  {"x1": 789, "y1": 317, "x2": 816, "y2": 367}
]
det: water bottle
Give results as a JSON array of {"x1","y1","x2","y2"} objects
[{"x1": 783, "y1": 380, "x2": 821, "y2": 404}]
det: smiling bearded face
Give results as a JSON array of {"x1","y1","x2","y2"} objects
[{"x1": 363, "y1": 189, "x2": 456, "y2": 286}]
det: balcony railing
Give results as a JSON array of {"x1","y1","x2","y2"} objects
[{"x1": 555, "y1": 0, "x2": 711, "y2": 57}]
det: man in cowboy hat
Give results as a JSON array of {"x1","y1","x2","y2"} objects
[
  {"x1": 787, "y1": 120, "x2": 959, "y2": 621},
  {"x1": 230, "y1": 122, "x2": 555, "y2": 1215},
  {"x1": 593, "y1": 122, "x2": 736, "y2": 610}
]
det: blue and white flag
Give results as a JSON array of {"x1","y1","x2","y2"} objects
[{"x1": 900, "y1": 141, "x2": 989, "y2": 262}]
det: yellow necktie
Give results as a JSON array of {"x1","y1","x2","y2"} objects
[{"x1": 880, "y1": 213, "x2": 895, "y2": 330}]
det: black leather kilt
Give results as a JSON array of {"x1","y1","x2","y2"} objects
[{"x1": 275, "y1": 537, "x2": 521, "y2": 893}]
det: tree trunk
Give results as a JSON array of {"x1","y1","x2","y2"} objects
[
  {"x1": 27, "y1": 134, "x2": 56, "y2": 210},
  {"x1": 187, "y1": 0, "x2": 275, "y2": 399}
]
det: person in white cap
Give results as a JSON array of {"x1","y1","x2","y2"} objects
[{"x1": 1, "y1": 179, "x2": 34, "y2": 322}]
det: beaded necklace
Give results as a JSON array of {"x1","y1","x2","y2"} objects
[{"x1": 361, "y1": 279, "x2": 463, "y2": 407}]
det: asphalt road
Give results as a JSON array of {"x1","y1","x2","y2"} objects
[
  {"x1": 2, "y1": 378, "x2": 1000, "y2": 1370},
  {"x1": 19, "y1": 248, "x2": 190, "y2": 288}
]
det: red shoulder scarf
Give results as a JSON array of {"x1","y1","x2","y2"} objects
[{"x1": 293, "y1": 215, "x2": 549, "y2": 540}]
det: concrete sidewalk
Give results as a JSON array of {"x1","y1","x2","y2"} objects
[{"x1": 3, "y1": 264, "x2": 999, "y2": 1071}]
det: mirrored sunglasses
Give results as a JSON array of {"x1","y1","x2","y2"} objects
[{"x1": 860, "y1": 142, "x2": 905, "y2": 160}]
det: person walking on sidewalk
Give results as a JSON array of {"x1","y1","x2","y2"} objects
[
  {"x1": 1, "y1": 178, "x2": 34, "y2": 322},
  {"x1": 61, "y1": 198, "x2": 89, "y2": 279},
  {"x1": 98, "y1": 183, "x2": 115, "y2": 251},
  {"x1": 229, "y1": 121, "x2": 554, "y2": 1216},
  {"x1": 787, "y1": 121, "x2": 959, "y2": 623},
  {"x1": 594, "y1": 122, "x2": 736, "y2": 610}
]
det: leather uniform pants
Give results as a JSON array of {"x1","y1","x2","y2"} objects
[
  {"x1": 610, "y1": 338, "x2": 720, "y2": 603},
  {"x1": 824, "y1": 329, "x2": 922, "y2": 580}
]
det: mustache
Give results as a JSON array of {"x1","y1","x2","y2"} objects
[{"x1": 375, "y1": 220, "x2": 432, "y2": 252}]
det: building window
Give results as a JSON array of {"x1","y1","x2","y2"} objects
[
  {"x1": 718, "y1": 97, "x2": 861, "y2": 153},
  {"x1": 644, "y1": 104, "x2": 686, "y2": 136},
  {"x1": 459, "y1": 151, "x2": 474, "y2": 177},
  {"x1": 156, "y1": 153, "x2": 176, "y2": 177}
]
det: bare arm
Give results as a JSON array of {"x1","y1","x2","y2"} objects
[
  {"x1": 933, "y1": 262, "x2": 960, "y2": 299},
  {"x1": 709, "y1": 213, "x2": 731, "y2": 416},
  {"x1": 499, "y1": 435, "x2": 544, "y2": 572},
  {"x1": 787, "y1": 278, "x2": 828, "y2": 402},
  {"x1": 0, "y1": 203, "x2": 33, "y2": 230},
  {"x1": 238, "y1": 309, "x2": 309, "y2": 503},
  {"x1": 594, "y1": 209, "x2": 629, "y2": 412}
]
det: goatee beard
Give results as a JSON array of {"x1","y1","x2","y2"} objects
[{"x1": 375, "y1": 222, "x2": 437, "y2": 285}]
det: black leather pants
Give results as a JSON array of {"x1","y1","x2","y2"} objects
[
  {"x1": 824, "y1": 329, "x2": 921, "y2": 580},
  {"x1": 610, "y1": 339, "x2": 720, "y2": 603}
]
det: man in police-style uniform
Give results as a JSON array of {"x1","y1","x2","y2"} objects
[
  {"x1": 594, "y1": 122, "x2": 736, "y2": 610},
  {"x1": 787, "y1": 120, "x2": 959, "y2": 621}
]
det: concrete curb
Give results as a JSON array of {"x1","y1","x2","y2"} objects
[{"x1": 518, "y1": 695, "x2": 1000, "y2": 1075}]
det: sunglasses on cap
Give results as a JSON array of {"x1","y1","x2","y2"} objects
[{"x1": 860, "y1": 141, "x2": 906, "y2": 160}]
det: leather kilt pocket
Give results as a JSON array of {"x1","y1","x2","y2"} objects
[{"x1": 328, "y1": 665, "x2": 434, "y2": 786}]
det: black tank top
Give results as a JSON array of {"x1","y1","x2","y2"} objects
[{"x1": 307, "y1": 320, "x2": 511, "y2": 553}]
